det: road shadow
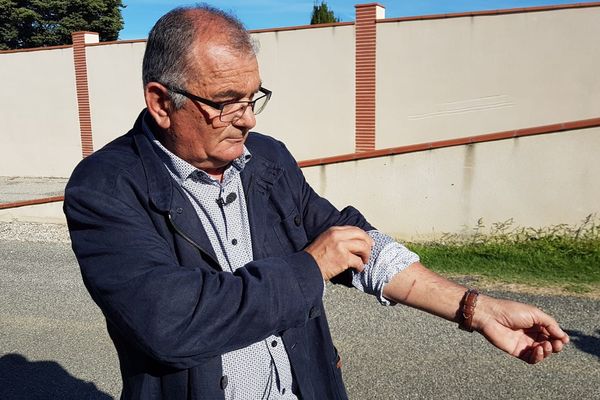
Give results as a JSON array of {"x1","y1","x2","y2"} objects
[
  {"x1": 565, "y1": 329, "x2": 600, "y2": 359},
  {"x1": 0, "y1": 353, "x2": 113, "y2": 400}
]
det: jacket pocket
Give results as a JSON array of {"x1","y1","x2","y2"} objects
[{"x1": 273, "y1": 208, "x2": 308, "y2": 253}]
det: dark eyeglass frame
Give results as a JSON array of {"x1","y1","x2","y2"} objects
[{"x1": 165, "y1": 85, "x2": 272, "y2": 122}]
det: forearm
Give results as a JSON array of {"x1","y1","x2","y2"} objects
[
  {"x1": 382, "y1": 262, "x2": 569, "y2": 364},
  {"x1": 382, "y1": 262, "x2": 472, "y2": 323}
]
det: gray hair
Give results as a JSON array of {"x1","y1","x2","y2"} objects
[{"x1": 142, "y1": 4, "x2": 256, "y2": 109}]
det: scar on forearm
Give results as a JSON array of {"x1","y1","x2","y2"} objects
[{"x1": 399, "y1": 279, "x2": 417, "y2": 303}]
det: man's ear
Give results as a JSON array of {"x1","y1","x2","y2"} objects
[{"x1": 144, "y1": 82, "x2": 173, "y2": 130}]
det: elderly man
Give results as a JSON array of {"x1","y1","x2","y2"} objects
[{"x1": 64, "y1": 5, "x2": 569, "y2": 400}]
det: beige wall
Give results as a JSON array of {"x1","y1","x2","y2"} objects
[
  {"x1": 376, "y1": 8, "x2": 600, "y2": 149},
  {"x1": 252, "y1": 25, "x2": 356, "y2": 160},
  {"x1": 0, "y1": 202, "x2": 66, "y2": 224},
  {"x1": 1, "y1": 5, "x2": 599, "y2": 236},
  {"x1": 0, "y1": 48, "x2": 81, "y2": 177},
  {"x1": 3, "y1": 6, "x2": 599, "y2": 175},
  {"x1": 303, "y1": 127, "x2": 600, "y2": 240},
  {"x1": 86, "y1": 42, "x2": 147, "y2": 150}
]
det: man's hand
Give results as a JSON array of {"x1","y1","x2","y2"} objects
[
  {"x1": 305, "y1": 226, "x2": 373, "y2": 281},
  {"x1": 473, "y1": 296, "x2": 570, "y2": 364}
]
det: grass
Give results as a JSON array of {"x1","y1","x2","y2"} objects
[{"x1": 406, "y1": 215, "x2": 600, "y2": 295}]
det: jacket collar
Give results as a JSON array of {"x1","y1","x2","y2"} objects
[{"x1": 131, "y1": 111, "x2": 175, "y2": 212}]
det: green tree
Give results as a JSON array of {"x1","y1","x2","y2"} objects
[
  {"x1": 310, "y1": 1, "x2": 340, "y2": 25},
  {"x1": 0, "y1": 0, "x2": 124, "y2": 50}
]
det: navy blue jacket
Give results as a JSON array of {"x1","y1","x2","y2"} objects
[{"x1": 64, "y1": 111, "x2": 373, "y2": 399}]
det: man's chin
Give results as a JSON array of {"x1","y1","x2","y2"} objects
[{"x1": 219, "y1": 142, "x2": 245, "y2": 162}]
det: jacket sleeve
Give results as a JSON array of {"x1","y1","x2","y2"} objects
[{"x1": 64, "y1": 164, "x2": 324, "y2": 370}]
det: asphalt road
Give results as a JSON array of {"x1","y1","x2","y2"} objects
[{"x1": 0, "y1": 227, "x2": 598, "y2": 399}]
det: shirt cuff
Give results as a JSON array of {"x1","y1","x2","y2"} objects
[{"x1": 351, "y1": 230, "x2": 420, "y2": 305}]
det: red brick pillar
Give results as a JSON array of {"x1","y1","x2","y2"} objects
[
  {"x1": 355, "y1": 3, "x2": 385, "y2": 152},
  {"x1": 72, "y1": 31, "x2": 98, "y2": 158}
]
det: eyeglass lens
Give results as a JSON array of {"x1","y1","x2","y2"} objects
[{"x1": 220, "y1": 94, "x2": 269, "y2": 122}]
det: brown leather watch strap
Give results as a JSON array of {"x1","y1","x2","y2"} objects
[{"x1": 458, "y1": 288, "x2": 479, "y2": 332}]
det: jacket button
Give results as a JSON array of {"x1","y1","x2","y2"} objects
[
  {"x1": 220, "y1": 375, "x2": 228, "y2": 390},
  {"x1": 176, "y1": 207, "x2": 183, "y2": 214},
  {"x1": 294, "y1": 215, "x2": 301, "y2": 226}
]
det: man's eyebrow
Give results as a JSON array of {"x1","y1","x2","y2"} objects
[
  {"x1": 212, "y1": 83, "x2": 263, "y2": 101},
  {"x1": 212, "y1": 89, "x2": 246, "y2": 100}
]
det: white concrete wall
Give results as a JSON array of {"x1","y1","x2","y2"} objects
[
  {"x1": 376, "y1": 8, "x2": 600, "y2": 149},
  {"x1": 0, "y1": 202, "x2": 66, "y2": 224},
  {"x1": 303, "y1": 127, "x2": 600, "y2": 240},
  {"x1": 0, "y1": 48, "x2": 81, "y2": 177},
  {"x1": 252, "y1": 25, "x2": 356, "y2": 160},
  {"x1": 5, "y1": 127, "x2": 598, "y2": 231},
  {"x1": 86, "y1": 41, "x2": 147, "y2": 150}
]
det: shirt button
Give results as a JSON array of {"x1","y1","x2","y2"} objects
[
  {"x1": 231, "y1": 238, "x2": 238, "y2": 245},
  {"x1": 282, "y1": 388, "x2": 286, "y2": 395},
  {"x1": 271, "y1": 340, "x2": 277, "y2": 347},
  {"x1": 220, "y1": 375, "x2": 228, "y2": 390},
  {"x1": 294, "y1": 215, "x2": 301, "y2": 226}
]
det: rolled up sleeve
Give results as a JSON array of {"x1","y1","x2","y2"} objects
[{"x1": 351, "y1": 230, "x2": 420, "y2": 305}]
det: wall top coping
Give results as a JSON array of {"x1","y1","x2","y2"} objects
[
  {"x1": 71, "y1": 31, "x2": 101, "y2": 36},
  {"x1": 86, "y1": 39, "x2": 147, "y2": 47},
  {"x1": 298, "y1": 117, "x2": 600, "y2": 168},
  {"x1": 0, "y1": 44, "x2": 72, "y2": 54},
  {"x1": 249, "y1": 21, "x2": 354, "y2": 34},
  {"x1": 378, "y1": 2, "x2": 600, "y2": 24},
  {"x1": 355, "y1": 3, "x2": 385, "y2": 9}
]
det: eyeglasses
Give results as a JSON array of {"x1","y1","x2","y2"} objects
[{"x1": 166, "y1": 85, "x2": 272, "y2": 123}]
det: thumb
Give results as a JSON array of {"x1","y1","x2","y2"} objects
[{"x1": 533, "y1": 309, "x2": 569, "y2": 342}]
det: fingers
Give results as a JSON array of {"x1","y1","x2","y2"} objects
[
  {"x1": 345, "y1": 236, "x2": 373, "y2": 266},
  {"x1": 348, "y1": 254, "x2": 365, "y2": 272},
  {"x1": 521, "y1": 336, "x2": 565, "y2": 364},
  {"x1": 533, "y1": 308, "x2": 570, "y2": 343},
  {"x1": 531, "y1": 345, "x2": 544, "y2": 364},
  {"x1": 545, "y1": 321, "x2": 570, "y2": 343},
  {"x1": 305, "y1": 226, "x2": 373, "y2": 281},
  {"x1": 533, "y1": 310, "x2": 570, "y2": 355},
  {"x1": 529, "y1": 341, "x2": 554, "y2": 364},
  {"x1": 542, "y1": 341, "x2": 553, "y2": 358},
  {"x1": 550, "y1": 339, "x2": 566, "y2": 353}
]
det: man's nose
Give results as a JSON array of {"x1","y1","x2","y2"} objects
[{"x1": 233, "y1": 105, "x2": 256, "y2": 129}]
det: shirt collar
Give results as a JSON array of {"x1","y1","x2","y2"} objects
[{"x1": 142, "y1": 111, "x2": 252, "y2": 185}]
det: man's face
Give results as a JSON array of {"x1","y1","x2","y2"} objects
[{"x1": 166, "y1": 43, "x2": 261, "y2": 172}]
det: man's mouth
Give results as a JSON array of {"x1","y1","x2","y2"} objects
[{"x1": 224, "y1": 136, "x2": 245, "y2": 142}]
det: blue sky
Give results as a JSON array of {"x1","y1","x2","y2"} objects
[{"x1": 120, "y1": 0, "x2": 588, "y2": 40}]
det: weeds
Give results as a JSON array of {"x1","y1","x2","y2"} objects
[{"x1": 407, "y1": 215, "x2": 600, "y2": 294}]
